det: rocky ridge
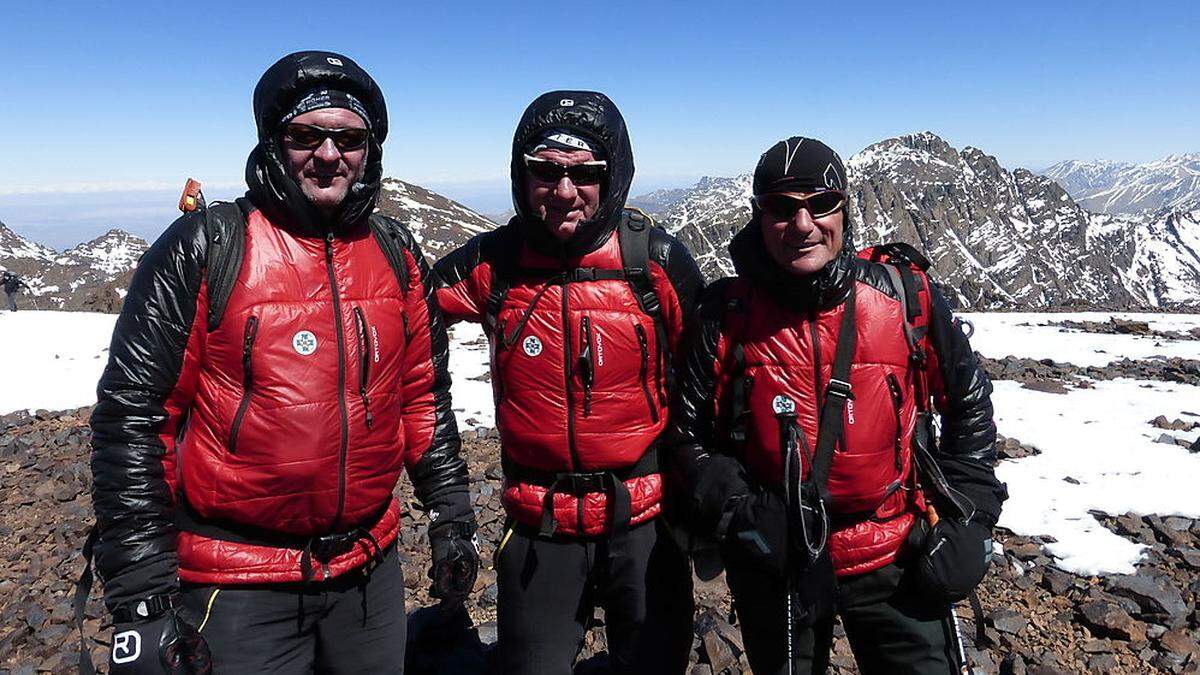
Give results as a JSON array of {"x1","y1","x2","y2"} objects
[{"x1": 656, "y1": 133, "x2": 1200, "y2": 310}]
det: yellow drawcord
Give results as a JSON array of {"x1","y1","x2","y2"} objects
[
  {"x1": 197, "y1": 589, "x2": 220, "y2": 633},
  {"x1": 489, "y1": 527, "x2": 515, "y2": 571}
]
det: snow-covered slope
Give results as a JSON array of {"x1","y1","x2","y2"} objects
[
  {"x1": 1043, "y1": 153, "x2": 1200, "y2": 214},
  {"x1": 376, "y1": 178, "x2": 496, "y2": 260},
  {"x1": 658, "y1": 132, "x2": 1200, "y2": 309},
  {"x1": 0, "y1": 223, "x2": 146, "y2": 310}
]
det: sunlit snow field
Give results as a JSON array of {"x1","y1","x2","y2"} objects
[{"x1": 2, "y1": 309, "x2": 1199, "y2": 576}]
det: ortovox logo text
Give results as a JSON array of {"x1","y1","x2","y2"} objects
[
  {"x1": 293, "y1": 331, "x2": 318, "y2": 356},
  {"x1": 771, "y1": 395, "x2": 796, "y2": 415},
  {"x1": 327, "y1": 57, "x2": 344, "y2": 66},
  {"x1": 112, "y1": 630, "x2": 141, "y2": 664},
  {"x1": 846, "y1": 400, "x2": 856, "y2": 425},
  {"x1": 560, "y1": 98, "x2": 575, "y2": 107},
  {"x1": 522, "y1": 336, "x2": 543, "y2": 357}
]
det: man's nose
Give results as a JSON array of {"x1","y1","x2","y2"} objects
[
  {"x1": 789, "y1": 207, "x2": 817, "y2": 232},
  {"x1": 553, "y1": 176, "x2": 578, "y2": 200},
  {"x1": 313, "y1": 137, "x2": 341, "y2": 163}
]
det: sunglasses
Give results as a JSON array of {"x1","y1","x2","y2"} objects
[
  {"x1": 754, "y1": 190, "x2": 846, "y2": 220},
  {"x1": 283, "y1": 123, "x2": 370, "y2": 151},
  {"x1": 523, "y1": 154, "x2": 608, "y2": 185}
]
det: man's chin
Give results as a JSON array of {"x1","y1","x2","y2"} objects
[
  {"x1": 544, "y1": 217, "x2": 583, "y2": 241},
  {"x1": 301, "y1": 183, "x2": 350, "y2": 211}
]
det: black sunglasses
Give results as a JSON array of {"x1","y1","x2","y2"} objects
[
  {"x1": 753, "y1": 190, "x2": 846, "y2": 220},
  {"x1": 283, "y1": 123, "x2": 370, "y2": 151},
  {"x1": 523, "y1": 154, "x2": 608, "y2": 185}
]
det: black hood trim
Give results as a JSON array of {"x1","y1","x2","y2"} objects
[
  {"x1": 245, "y1": 50, "x2": 387, "y2": 234},
  {"x1": 509, "y1": 91, "x2": 634, "y2": 259}
]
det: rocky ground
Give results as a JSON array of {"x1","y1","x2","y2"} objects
[{"x1": 2, "y1": 348, "x2": 1200, "y2": 673}]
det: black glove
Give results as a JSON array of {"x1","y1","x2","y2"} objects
[
  {"x1": 684, "y1": 453, "x2": 751, "y2": 537},
  {"x1": 428, "y1": 521, "x2": 480, "y2": 611},
  {"x1": 109, "y1": 610, "x2": 211, "y2": 674},
  {"x1": 722, "y1": 490, "x2": 790, "y2": 579},
  {"x1": 907, "y1": 518, "x2": 993, "y2": 603}
]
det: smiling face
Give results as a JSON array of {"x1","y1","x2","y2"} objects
[
  {"x1": 281, "y1": 107, "x2": 369, "y2": 215},
  {"x1": 760, "y1": 200, "x2": 845, "y2": 276},
  {"x1": 522, "y1": 148, "x2": 602, "y2": 241}
]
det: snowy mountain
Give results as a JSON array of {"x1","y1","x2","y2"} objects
[
  {"x1": 1, "y1": 180, "x2": 498, "y2": 312},
  {"x1": 628, "y1": 186, "x2": 691, "y2": 217},
  {"x1": 375, "y1": 178, "x2": 496, "y2": 261},
  {"x1": 658, "y1": 132, "x2": 1200, "y2": 309},
  {"x1": 0, "y1": 223, "x2": 146, "y2": 311},
  {"x1": 1042, "y1": 154, "x2": 1200, "y2": 214}
]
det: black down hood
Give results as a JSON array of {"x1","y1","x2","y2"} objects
[
  {"x1": 245, "y1": 50, "x2": 388, "y2": 233},
  {"x1": 509, "y1": 90, "x2": 634, "y2": 257}
]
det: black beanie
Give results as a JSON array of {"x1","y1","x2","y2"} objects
[{"x1": 752, "y1": 137, "x2": 847, "y2": 196}]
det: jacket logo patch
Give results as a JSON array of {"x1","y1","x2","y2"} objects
[
  {"x1": 371, "y1": 325, "x2": 380, "y2": 363},
  {"x1": 771, "y1": 395, "x2": 796, "y2": 415},
  {"x1": 522, "y1": 336, "x2": 543, "y2": 357},
  {"x1": 846, "y1": 400, "x2": 856, "y2": 425},
  {"x1": 111, "y1": 630, "x2": 141, "y2": 664},
  {"x1": 293, "y1": 331, "x2": 318, "y2": 356},
  {"x1": 595, "y1": 332, "x2": 605, "y2": 367}
]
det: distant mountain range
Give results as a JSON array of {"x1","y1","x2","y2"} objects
[
  {"x1": 1041, "y1": 154, "x2": 1200, "y2": 214},
  {"x1": 4, "y1": 137, "x2": 1199, "y2": 312},
  {"x1": 650, "y1": 132, "x2": 1200, "y2": 309}
]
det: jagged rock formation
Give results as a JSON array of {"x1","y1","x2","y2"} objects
[{"x1": 657, "y1": 133, "x2": 1200, "y2": 309}]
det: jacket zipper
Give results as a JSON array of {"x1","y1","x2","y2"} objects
[
  {"x1": 325, "y1": 233, "x2": 350, "y2": 530},
  {"x1": 635, "y1": 324, "x2": 660, "y2": 423},
  {"x1": 562, "y1": 278, "x2": 580, "y2": 471},
  {"x1": 353, "y1": 307, "x2": 373, "y2": 429},
  {"x1": 654, "y1": 328, "x2": 667, "y2": 406},
  {"x1": 886, "y1": 373, "x2": 903, "y2": 471},
  {"x1": 579, "y1": 315, "x2": 594, "y2": 416},
  {"x1": 808, "y1": 315, "x2": 823, "y2": 425},
  {"x1": 228, "y1": 315, "x2": 258, "y2": 453}
]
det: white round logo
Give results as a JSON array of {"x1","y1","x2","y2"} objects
[
  {"x1": 771, "y1": 395, "x2": 796, "y2": 414},
  {"x1": 326, "y1": 57, "x2": 344, "y2": 66},
  {"x1": 293, "y1": 331, "x2": 318, "y2": 356},
  {"x1": 522, "y1": 336, "x2": 543, "y2": 357},
  {"x1": 560, "y1": 98, "x2": 575, "y2": 107}
]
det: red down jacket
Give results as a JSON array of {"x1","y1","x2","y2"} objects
[
  {"x1": 670, "y1": 225, "x2": 1005, "y2": 577},
  {"x1": 433, "y1": 91, "x2": 703, "y2": 537},
  {"x1": 90, "y1": 52, "x2": 468, "y2": 610}
]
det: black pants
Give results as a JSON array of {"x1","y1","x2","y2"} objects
[
  {"x1": 495, "y1": 518, "x2": 694, "y2": 675},
  {"x1": 727, "y1": 561, "x2": 963, "y2": 675},
  {"x1": 180, "y1": 543, "x2": 407, "y2": 674}
]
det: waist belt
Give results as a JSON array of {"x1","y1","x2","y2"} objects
[
  {"x1": 502, "y1": 449, "x2": 659, "y2": 543},
  {"x1": 176, "y1": 499, "x2": 387, "y2": 582}
]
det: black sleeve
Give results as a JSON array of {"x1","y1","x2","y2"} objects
[
  {"x1": 666, "y1": 279, "x2": 749, "y2": 539},
  {"x1": 650, "y1": 228, "x2": 705, "y2": 336},
  {"x1": 926, "y1": 283, "x2": 1008, "y2": 527},
  {"x1": 90, "y1": 212, "x2": 207, "y2": 611},
  {"x1": 394, "y1": 222, "x2": 473, "y2": 527}
]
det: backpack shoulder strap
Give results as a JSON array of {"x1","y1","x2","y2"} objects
[
  {"x1": 367, "y1": 213, "x2": 411, "y2": 295},
  {"x1": 618, "y1": 207, "x2": 666, "y2": 334},
  {"x1": 204, "y1": 198, "x2": 250, "y2": 332},
  {"x1": 481, "y1": 225, "x2": 524, "y2": 337}
]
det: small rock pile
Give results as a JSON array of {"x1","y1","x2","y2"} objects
[
  {"x1": 1039, "y1": 318, "x2": 1200, "y2": 342},
  {"x1": 979, "y1": 355, "x2": 1200, "y2": 389},
  {"x1": 2, "y1": 409, "x2": 1199, "y2": 674}
]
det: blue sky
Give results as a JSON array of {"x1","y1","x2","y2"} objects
[{"x1": 1, "y1": 0, "x2": 1198, "y2": 248}]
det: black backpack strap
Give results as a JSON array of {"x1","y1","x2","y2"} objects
[
  {"x1": 811, "y1": 286, "x2": 857, "y2": 506},
  {"x1": 618, "y1": 208, "x2": 671, "y2": 394},
  {"x1": 203, "y1": 199, "x2": 250, "y2": 332},
  {"x1": 367, "y1": 214, "x2": 411, "y2": 296}
]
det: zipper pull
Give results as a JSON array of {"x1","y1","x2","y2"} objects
[
  {"x1": 364, "y1": 397, "x2": 374, "y2": 428},
  {"x1": 324, "y1": 231, "x2": 335, "y2": 262}
]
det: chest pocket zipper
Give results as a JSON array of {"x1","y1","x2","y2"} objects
[
  {"x1": 635, "y1": 324, "x2": 660, "y2": 424},
  {"x1": 579, "y1": 316, "x2": 594, "y2": 416},
  {"x1": 886, "y1": 373, "x2": 903, "y2": 472},
  {"x1": 353, "y1": 307, "x2": 373, "y2": 429},
  {"x1": 229, "y1": 316, "x2": 258, "y2": 453}
]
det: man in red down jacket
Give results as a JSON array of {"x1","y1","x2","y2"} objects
[
  {"x1": 433, "y1": 91, "x2": 704, "y2": 674},
  {"x1": 89, "y1": 51, "x2": 477, "y2": 673},
  {"x1": 670, "y1": 137, "x2": 1007, "y2": 674}
]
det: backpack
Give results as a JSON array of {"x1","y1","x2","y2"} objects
[
  {"x1": 198, "y1": 199, "x2": 413, "y2": 331},
  {"x1": 482, "y1": 208, "x2": 669, "y2": 373}
]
